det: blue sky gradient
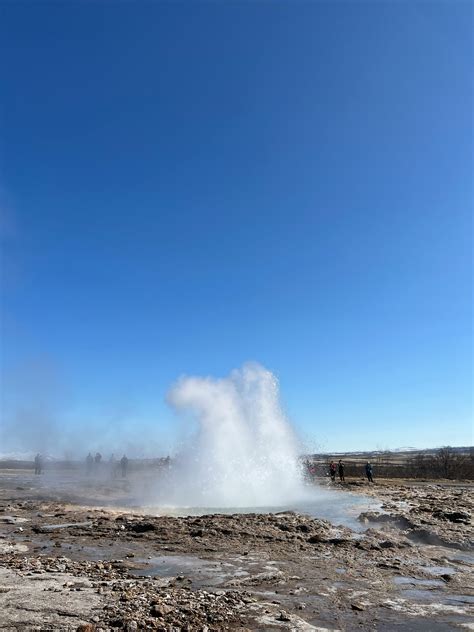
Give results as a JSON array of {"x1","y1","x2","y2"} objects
[{"x1": 0, "y1": 2, "x2": 472, "y2": 454}]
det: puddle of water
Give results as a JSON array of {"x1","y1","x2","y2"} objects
[
  {"x1": 130, "y1": 554, "x2": 240, "y2": 587},
  {"x1": 443, "y1": 595, "x2": 474, "y2": 605},
  {"x1": 0, "y1": 542, "x2": 28, "y2": 553},
  {"x1": 393, "y1": 578, "x2": 474, "y2": 611},
  {"x1": 37, "y1": 521, "x2": 93, "y2": 532},
  {"x1": 422, "y1": 565, "x2": 456, "y2": 576},
  {"x1": 131, "y1": 553, "x2": 289, "y2": 590},
  {"x1": 447, "y1": 551, "x2": 474, "y2": 565},
  {"x1": 402, "y1": 588, "x2": 445, "y2": 601},
  {"x1": 0, "y1": 516, "x2": 29, "y2": 524},
  {"x1": 141, "y1": 554, "x2": 215, "y2": 572},
  {"x1": 393, "y1": 576, "x2": 445, "y2": 588},
  {"x1": 295, "y1": 494, "x2": 384, "y2": 530},
  {"x1": 423, "y1": 546, "x2": 474, "y2": 567}
]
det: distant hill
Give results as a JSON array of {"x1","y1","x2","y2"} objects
[{"x1": 309, "y1": 446, "x2": 472, "y2": 458}]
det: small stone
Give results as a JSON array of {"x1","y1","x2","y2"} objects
[
  {"x1": 151, "y1": 603, "x2": 173, "y2": 617},
  {"x1": 277, "y1": 612, "x2": 291, "y2": 621}
]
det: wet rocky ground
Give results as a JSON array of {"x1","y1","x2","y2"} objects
[{"x1": 0, "y1": 471, "x2": 472, "y2": 631}]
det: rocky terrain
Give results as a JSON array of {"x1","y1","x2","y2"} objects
[{"x1": 0, "y1": 472, "x2": 472, "y2": 631}]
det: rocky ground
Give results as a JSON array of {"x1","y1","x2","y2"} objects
[{"x1": 0, "y1": 471, "x2": 472, "y2": 631}]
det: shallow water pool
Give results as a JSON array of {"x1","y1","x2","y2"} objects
[{"x1": 141, "y1": 489, "x2": 384, "y2": 531}]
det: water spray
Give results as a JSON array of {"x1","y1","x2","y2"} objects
[{"x1": 156, "y1": 362, "x2": 307, "y2": 508}]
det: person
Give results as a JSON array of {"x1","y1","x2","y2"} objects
[
  {"x1": 338, "y1": 459, "x2": 345, "y2": 482},
  {"x1": 34, "y1": 453, "x2": 42, "y2": 475},
  {"x1": 329, "y1": 460, "x2": 337, "y2": 482},
  {"x1": 86, "y1": 452, "x2": 93, "y2": 476},
  {"x1": 120, "y1": 454, "x2": 128, "y2": 478},
  {"x1": 365, "y1": 461, "x2": 374, "y2": 483}
]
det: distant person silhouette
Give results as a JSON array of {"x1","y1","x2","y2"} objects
[
  {"x1": 329, "y1": 460, "x2": 336, "y2": 482},
  {"x1": 34, "y1": 453, "x2": 42, "y2": 475},
  {"x1": 338, "y1": 460, "x2": 345, "y2": 482},
  {"x1": 94, "y1": 452, "x2": 102, "y2": 473},
  {"x1": 120, "y1": 454, "x2": 128, "y2": 478},
  {"x1": 86, "y1": 452, "x2": 93, "y2": 476},
  {"x1": 365, "y1": 461, "x2": 374, "y2": 483}
]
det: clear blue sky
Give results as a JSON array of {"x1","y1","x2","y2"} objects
[{"x1": 0, "y1": 2, "x2": 472, "y2": 455}]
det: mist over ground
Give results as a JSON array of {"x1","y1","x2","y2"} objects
[{"x1": 0, "y1": 362, "x2": 314, "y2": 509}]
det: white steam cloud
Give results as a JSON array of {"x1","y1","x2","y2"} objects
[{"x1": 159, "y1": 362, "x2": 306, "y2": 508}]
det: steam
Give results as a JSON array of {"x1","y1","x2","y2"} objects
[
  {"x1": 1, "y1": 359, "x2": 311, "y2": 511},
  {"x1": 159, "y1": 362, "x2": 307, "y2": 508}
]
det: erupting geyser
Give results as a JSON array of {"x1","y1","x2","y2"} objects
[{"x1": 160, "y1": 362, "x2": 307, "y2": 508}]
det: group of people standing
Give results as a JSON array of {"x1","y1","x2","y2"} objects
[
  {"x1": 329, "y1": 459, "x2": 346, "y2": 482},
  {"x1": 328, "y1": 459, "x2": 374, "y2": 483},
  {"x1": 33, "y1": 452, "x2": 130, "y2": 478},
  {"x1": 85, "y1": 451, "x2": 102, "y2": 475},
  {"x1": 86, "y1": 452, "x2": 129, "y2": 478}
]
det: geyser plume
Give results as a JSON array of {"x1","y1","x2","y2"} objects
[{"x1": 163, "y1": 363, "x2": 306, "y2": 507}]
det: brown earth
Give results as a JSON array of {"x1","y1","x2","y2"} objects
[{"x1": 0, "y1": 471, "x2": 472, "y2": 631}]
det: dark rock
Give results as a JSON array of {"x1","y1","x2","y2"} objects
[
  {"x1": 434, "y1": 511, "x2": 471, "y2": 524},
  {"x1": 277, "y1": 612, "x2": 291, "y2": 621},
  {"x1": 278, "y1": 523, "x2": 292, "y2": 532},
  {"x1": 328, "y1": 537, "x2": 350, "y2": 546},
  {"x1": 150, "y1": 603, "x2": 174, "y2": 617},
  {"x1": 127, "y1": 522, "x2": 156, "y2": 533},
  {"x1": 191, "y1": 529, "x2": 205, "y2": 537},
  {"x1": 307, "y1": 534, "x2": 322, "y2": 544}
]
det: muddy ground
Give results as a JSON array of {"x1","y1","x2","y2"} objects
[{"x1": 0, "y1": 471, "x2": 472, "y2": 631}]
